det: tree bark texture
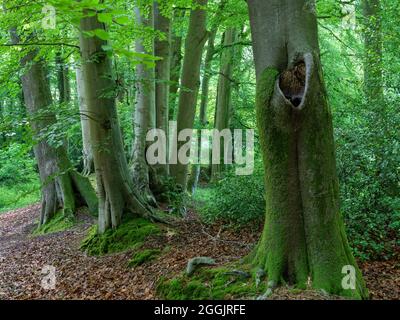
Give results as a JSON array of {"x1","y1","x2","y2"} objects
[{"x1": 247, "y1": 0, "x2": 368, "y2": 298}]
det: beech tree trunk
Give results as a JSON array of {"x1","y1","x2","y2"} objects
[
  {"x1": 76, "y1": 66, "x2": 94, "y2": 175},
  {"x1": 131, "y1": 5, "x2": 155, "y2": 199},
  {"x1": 17, "y1": 47, "x2": 97, "y2": 226},
  {"x1": 247, "y1": 0, "x2": 368, "y2": 298},
  {"x1": 362, "y1": 0, "x2": 383, "y2": 103},
  {"x1": 188, "y1": 28, "x2": 217, "y2": 193},
  {"x1": 56, "y1": 52, "x2": 71, "y2": 104},
  {"x1": 154, "y1": 2, "x2": 171, "y2": 176},
  {"x1": 79, "y1": 11, "x2": 152, "y2": 233},
  {"x1": 170, "y1": 0, "x2": 208, "y2": 190},
  {"x1": 169, "y1": 10, "x2": 185, "y2": 120},
  {"x1": 211, "y1": 28, "x2": 237, "y2": 181}
]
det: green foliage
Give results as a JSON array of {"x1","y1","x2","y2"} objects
[
  {"x1": 0, "y1": 143, "x2": 40, "y2": 213},
  {"x1": 80, "y1": 218, "x2": 160, "y2": 256},
  {"x1": 0, "y1": 143, "x2": 37, "y2": 184},
  {"x1": 128, "y1": 248, "x2": 161, "y2": 267},
  {"x1": 33, "y1": 211, "x2": 75, "y2": 235},
  {"x1": 194, "y1": 166, "x2": 265, "y2": 226},
  {"x1": 157, "y1": 266, "x2": 266, "y2": 300},
  {"x1": 0, "y1": 182, "x2": 40, "y2": 213},
  {"x1": 159, "y1": 176, "x2": 189, "y2": 215}
]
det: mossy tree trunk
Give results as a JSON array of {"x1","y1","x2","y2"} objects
[
  {"x1": 247, "y1": 0, "x2": 368, "y2": 299},
  {"x1": 170, "y1": 0, "x2": 208, "y2": 190},
  {"x1": 79, "y1": 10, "x2": 152, "y2": 233},
  {"x1": 14, "y1": 39, "x2": 97, "y2": 226}
]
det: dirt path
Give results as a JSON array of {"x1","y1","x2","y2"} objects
[{"x1": 0, "y1": 205, "x2": 398, "y2": 300}]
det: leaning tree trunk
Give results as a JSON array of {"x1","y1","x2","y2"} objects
[
  {"x1": 170, "y1": 0, "x2": 208, "y2": 190},
  {"x1": 247, "y1": 0, "x2": 368, "y2": 298},
  {"x1": 131, "y1": 5, "x2": 156, "y2": 201},
  {"x1": 79, "y1": 11, "x2": 152, "y2": 233},
  {"x1": 76, "y1": 66, "x2": 94, "y2": 175},
  {"x1": 154, "y1": 1, "x2": 171, "y2": 177},
  {"x1": 17, "y1": 47, "x2": 97, "y2": 226},
  {"x1": 211, "y1": 28, "x2": 237, "y2": 181}
]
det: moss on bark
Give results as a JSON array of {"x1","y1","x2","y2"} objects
[{"x1": 251, "y1": 65, "x2": 368, "y2": 299}]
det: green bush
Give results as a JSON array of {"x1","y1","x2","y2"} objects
[
  {"x1": 0, "y1": 142, "x2": 40, "y2": 212},
  {"x1": 194, "y1": 166, "x2": 265, "y2": 226},
  {"x1": 0, "y1": 142, "x2": 37, "y2": 184}
]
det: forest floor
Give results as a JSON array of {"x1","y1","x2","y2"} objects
[{"x1": 0, "y1": 204, "x2": 399, "y2": 300}]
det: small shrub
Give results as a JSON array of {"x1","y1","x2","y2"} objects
[{"x1": 194, "y1": 167, "x2": 265, "y2": 226}]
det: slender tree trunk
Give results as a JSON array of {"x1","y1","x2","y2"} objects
[
  {"x1": 170, "y1": 0, "x2": 208, "y2": 190},
  {"x1": 76, "y1": 66, "x2": 94, "y2": 175},
  {"x1": 154, "y1": 1, "x2": 171, "y2": 177},
  {"x1": 362, "y1": 0, "x2": 383, "y2": 103},
  {"x1": 56, "y1": 52, "x2": 71, "y2": 104},
  {"x1": 79, "y1": 10, "x2": 152, "y2": 233},
  {"x1": 247, "y1": 0, "x2": 368, "y2": 298},
  {"x1": 131, "y1": 5, "x2": 156, "y2": 200},
  {"x1": 187, "y1": 28, "x2": 217, "y2": 193},
  {"x1": 168, "y1": 10, "x2": 185, "y2": 120},
  {"x1": 12, "y1": 40, "x2": 97, "y2": 226},
  {"x1": 211, "y1": 28, "x2": 237, "y2": 181}
]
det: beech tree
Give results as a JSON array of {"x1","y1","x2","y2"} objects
[
  {"x1": 362, "y1": 0, "x2": 383, "y2": 103},
  {"x1": 131, "y1": 4, "x2": 156, "y2": 199},
  {"x1": 79, "y1": 8, "x2": 153, "y2": 233},
  {"x1": 247, "y1": 0, "x2": 368, "y2": 298},
  {"x1": 76, "y1": 66, "x2": 94, "y2": 176},
  {"x1": 154, "y1": 1, "x2": 171, "y2": 176},
  {"x1": 10, "y1": 31, "x2": 97, "y2": 226},
  {"x1": 170, "y1": 0, "x2": 208, "y2": 190},
  {"x1": 211, "y1": 27, "x2": 237, "y2": 181},
  {"x1": 168, "y1": 10, "x2": 185, "y2": 119}
]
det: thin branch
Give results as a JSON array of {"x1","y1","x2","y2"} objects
[{"x1": 0, "y1": 42, "x2": 80, "y2": 50}]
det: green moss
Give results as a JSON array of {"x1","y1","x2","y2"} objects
[
  {"x1": 128, "y1": 249, "x2": 161, "y2": 267},
  {"x1": 157, "y1": 265, "x2": 266, "y2": 300},
  {"x1": 33, "y1": 211, "x2": 75, "y2": 235},
  {"x1": 80, "y1": 217, "x2": 160, "y2": 256}
]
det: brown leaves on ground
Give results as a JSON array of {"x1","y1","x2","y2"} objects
[{"x1": 0, "y1": 205, "x2": 399, "y2": 300}]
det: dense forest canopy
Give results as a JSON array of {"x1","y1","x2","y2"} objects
[{"x1": 0, "y1": 0, "x2": 399, "y2": 300}]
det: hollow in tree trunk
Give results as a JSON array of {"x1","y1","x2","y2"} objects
[{"x1": 247, "y1": 0, "x2": 368, "y2": 299}]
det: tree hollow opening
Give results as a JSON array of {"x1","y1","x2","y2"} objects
[{"x1": 279, "y1": 61, "x2": 306, "y2": 108}]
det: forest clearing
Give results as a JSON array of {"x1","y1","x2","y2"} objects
[{"x1": 0, "y1": 0, "x2": 399, "y2": 303}]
